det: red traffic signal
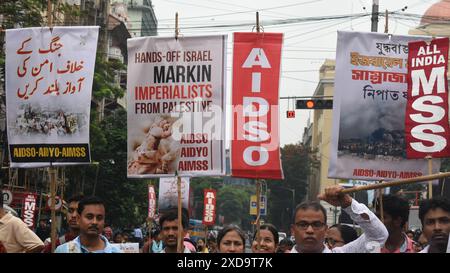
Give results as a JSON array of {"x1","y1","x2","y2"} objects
[
  {"x1": 286, "y1": 111, "x2": 295, "y2": 118},
  {"x1": 296, "y1": 99, "x2": 333, "y2": 109}
]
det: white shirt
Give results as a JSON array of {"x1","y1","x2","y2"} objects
[{"x1": 291, "y1": 199, "x2": 388, "y2": 253}]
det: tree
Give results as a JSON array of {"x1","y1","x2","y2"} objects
[
  {"x1": 267, "y1": 142, "x2": 316, "y2": 233},
  {"x1": 217, "y1": 185, "x2": 253, "y2": 228}
]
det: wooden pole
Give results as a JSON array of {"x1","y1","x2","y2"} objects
[
  {"x1": 47, "y1": 0, "x2": 53, "y2": 27},
  {"x1": 49, "y1": 166, "x2": 57, "y2": 253},
  {"x1": 426, "y1": 155, "x2": 433, "y2": 199},
  {"x1": 378, "y1": 184, "x2": 384, "y2": 223},
  {"x1": 175, "y1": 12, "x2": 179, "y2": 39},
  {"x1": 177, "y1": 175, "x2": 183, "y2": 253},
  {"x1": 384, "y1": 10, "x2": 389, "y2": 33},
  {"x1": 341, "y1": 172, "x2": 450, "y2": 194},
  {"x1": 256, "y1": 12, "x2": 260, "y2": 33},
  {"x1": 255, "y1": 180, "x2": 261, "y2": 251}
]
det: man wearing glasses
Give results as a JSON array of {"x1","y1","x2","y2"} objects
[{"x1": 290, "y1": 186, "x2": 388, "y2": 253}]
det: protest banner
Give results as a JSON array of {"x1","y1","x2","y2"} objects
[
  {"x1": 231, "y1": 32, "x2": 284, "y2": 180},
  {"x1": 329, "y1": 31, "x2": 440, "y2": 180},
  {"x1": 405, "y1": 37, "x2": 450, "y2": 158},
  {"x1": 158, "y1": 177, "x2": 190, "y2": 211},
  {"x1": 5, "y1": 27, "x2": 99, "y2": 167},
  {"x1": 127, "y1": 35, "x2": 227, "y2": 178},
  {"x1": 202, "y1": 189, "x2": 216, "y2": 226}
]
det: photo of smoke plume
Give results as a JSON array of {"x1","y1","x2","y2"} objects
[{"x1": 337, "y1": 91, "x2": 407, "y2": 160}]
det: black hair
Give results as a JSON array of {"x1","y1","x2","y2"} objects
[
  {"x1": 151, "y1": 228, "x2": 160, "y2": 239},
  {"x1": 0, "y1": 188, "x2": 3, "y2": 207},
  {"x1": 376, "y1": 194, "x2": 410, "y2": 228},
  {"x1": 252, "y1": 223, "x2": 279, "y2": 245},
  {"x1": 217, "y1": 225, "x2": 246, "y2": 247},
  {"x1": 77, "y1": 196, "x2": 104, "y2": 215},
  {"x1": 329, "y1": 224, "x2": 358, "y2": 244},
  {"x1": 279, "y1": 238, "x2": 294, "y2": 247},
  {"x1": 113, "y1": 232, "x2": 122, "y2": 241},
  {"x1": 292, "y1": 201, "x2": 327, "y2": 225},
  {"x1": 159, "y1": 209, "x2": 188, "y2": 229},
  {"x1": 68, "y1": 194, "x2": 84, "y2": 204},
  {"x1": 419, "y1": 197, "x2": 450, "y2": 225}
]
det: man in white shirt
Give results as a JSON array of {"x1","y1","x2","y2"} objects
[
  {"x1": 290, "y1": 185, "x2": 388, "y2": 253},
  {"x1": 418, "y1": 197, "x2": 450, "y2": 253}
]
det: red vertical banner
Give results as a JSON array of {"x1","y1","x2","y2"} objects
[
  {"x1": 231, "y1": 32, "x2": 284, "y2": 179},
  {"x1": 406, "y1": 38, "x2": 450, "y2": 158},
  {"x1": 148, "y1": 185, "x2": 156, "y2": 219},
  {"x1": 202, "y1": 189, "x2": 216, "y2": 226},
  {"x1": 22, "y1": 193, "x2": 37, "y2": 229}
]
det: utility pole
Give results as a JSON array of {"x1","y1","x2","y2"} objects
[{"x1": 371, "y1": 0, "x2": 379, "y2": 32}]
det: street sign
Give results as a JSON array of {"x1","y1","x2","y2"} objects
[{"x1": 250, "y1": 195, "x2": 267, "y2": 216}]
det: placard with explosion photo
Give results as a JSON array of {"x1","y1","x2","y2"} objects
[{"x1": 127, "y1": 35, "x2": 227, "y2": 178}]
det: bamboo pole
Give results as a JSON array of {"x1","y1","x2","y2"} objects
[
  {"x1": 426, "y1": 155, "x2": 433, "y2": 199},
  {"x1": 341, "y1": 172, "x2": 450, "y2": 194},
  {"x1": 177, "y1": 175, "x2": 183, "y2": 253},
  {"x1": 384, "y1": 10, "x2": 389, "y2": 34},
  {"x1": 175, "y1": 12, "x2": 179, "y2": 40},
  {"x1": 49, "y1": 166, "x2": 57, "y2": 253},
  {"x1": 378, "y1": 186, "x2": 384, "y2": 223},
  {"x1": 47, "y1": 0, "x2": 53, "y2": 27},
  {"x1": 253, "y1": 11, "x2": 262, "y2": 252},
  {"x1": 255, "y1": 179, "x2": 261, "y2": 251}
]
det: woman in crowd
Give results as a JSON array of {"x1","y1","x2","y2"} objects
[
  {"x1": 325, "y1": 224, "x2": 358, "y2": 249},
  {"x1": 251, "y1": 224, "x2": 279, "y2": 253},
  {"x1": 217, "y1": 225, "x2": 246, "y2": 253}
]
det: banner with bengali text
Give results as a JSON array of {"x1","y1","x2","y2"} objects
[{"x1": 329, "y1": 31, "x2": 440, "y2": 181}]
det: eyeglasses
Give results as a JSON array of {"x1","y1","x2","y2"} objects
[
  {"x1": 294, "y1": 221, "x2": 325, "y2": 230},
  {"x1": 325, "y1": 237, "x2": 344, "y2": 246}
]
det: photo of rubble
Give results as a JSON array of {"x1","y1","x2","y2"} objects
[
  {"x1": 12, "y1": 104, "x2": 87, "y2": 137},
  {"x1": 128, "y1": 115, "x2": 181, "y2": 175}
]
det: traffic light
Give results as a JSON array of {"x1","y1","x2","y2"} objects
[{"x1": 296, "y1": 99, "x2": 333, "y2": 109}]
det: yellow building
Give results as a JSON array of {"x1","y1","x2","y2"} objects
[{"x1": 306, "y1": 0, "x2": 450, "y2": 224}]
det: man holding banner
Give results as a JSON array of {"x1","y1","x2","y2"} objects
[{"x1": 290, "y1": 186, "x2": 388, "y2": 253}]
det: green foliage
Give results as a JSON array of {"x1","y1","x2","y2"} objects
[
  {"x1": 0, "y1": 0, "x2": 44, "y2": 29},
  {"x1": 217, "y1": 185, "x2": 253, "y2": 227},
  {"x1": 92, "y1": 56, "x2": 125, "y2": 100},
  {"x1": 267, "y1": 142, "x2": 315, "y2": 232}
]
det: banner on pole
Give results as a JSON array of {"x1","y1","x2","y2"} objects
[
  {"x1": 202, "y1": 189, "x2": 216, "y2": 226},
  {"x1": 329, "y1": 31, "x2": 440, "y2": 181},
  {"x1": 5, "y1": 27, "x2": 99, "y2": 167},
  {"x1": 148, "y1": 185, "x2": 157, "y2": 219},
  {"x1": 405, "y1": 37, "x2": 450, "y2": 158},
  {"x1": 127, "y1": 35, "x2": 227, "y2": 178},
  {"x1": 22, "y1": 193, "x2": 38, "y2": 229},
  {"x1": 231, "y1": 32, "x2": 284, "y2": 180},
  {"x1": 158, "y1": 177, "x2": 190, "y2": 211}
]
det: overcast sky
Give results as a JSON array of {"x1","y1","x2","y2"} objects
[{"x1": 150, "y1": 0, "x2": 440, "y2": 147}]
